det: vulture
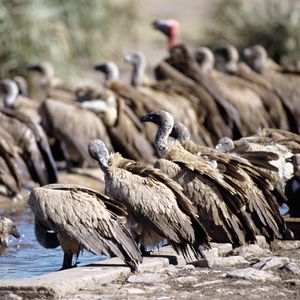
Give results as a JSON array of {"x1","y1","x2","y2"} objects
[
  {"x1": 92, "y1": 62, "x2": 156, "y2": 163},
  {"x1": 0, "y1": 105, "x2": 57, "y2": 186},
  {"x1": 152, "y1": 35, "x2": 242, "y2": 141},
  {"x1": 40, "y1": 98, "x2": 113, "y2": 168},
  {"x1": 141, "y1": 111, "x2": 260, "y2": 246},
  {"x1": 0, "y1": 79, "x2": 41, "y2": 124},
  {"x1": 169, "y1": 121, "x2": 291, "y2": 240},
  {"x1": 216, "y1": 131, "x2": 296, "y2": 191},
  {"x1": 29, "y1": 183, "x2": 142, "y2": 271},
  {"x1": 88, "y1": 139, "x2": 210, "y2": 259},
  {"x1": 243, "y1": 45, "x2": 300, "y2": 133},
  {"x1": 79, "y1": 91, "x2": 156, "y2": 164},
  {"x1": 26, "y1": 61, "x2": 76, "y2": 103},
  {"x1": 214, "y1": 45, "x2": 290, "y2": 131},
  {"x1": 0, "y1": 127, "x2": 36, "y2": 202},
  {"x1": 194, "y1": 47, "x2": 270, "y2": 136},
  {"x1": 124, "y1": 52, "x2": 213, "y2": 146},
  {"x1": 0, "y1": 217, "x2": 20, "y2": 247}
]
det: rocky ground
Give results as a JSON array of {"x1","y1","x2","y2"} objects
[{"x1": 59, "y1": 238, "x2": 300, "y2": 300}]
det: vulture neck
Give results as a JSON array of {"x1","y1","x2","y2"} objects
[
  {"x1": 3, "y1": 81, "x2": 19, "y2": 108},
  {"x1": 155, "y1": 115, "x2": 174, "y2": 157},
  {"x1": 172, "y1": 122, "x2": 191, "y2": 145},
  {"x1": 168, "y1": 29, "x2": 179, "y2": 49},
  {"x1": 131, "y1": 60, "x2": 146, "y2": 88}
]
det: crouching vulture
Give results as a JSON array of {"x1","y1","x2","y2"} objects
[
  {"x1": 88, "y1": 139, "x2": 210, "y2": 260},
  {"x1": 0, "y1": 216, "x2": 20, "y2": 247},
  {"x1": 29, "y1": 184, "x2": 142, "y2": 271}
]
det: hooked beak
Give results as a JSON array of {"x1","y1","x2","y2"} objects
[
  {"x1": 94, "y1": 64, "x2": 107, "y2": 72},
  {"x1": 152, "y1": 19, "x2": 171, "y2": 37},
  {"x1": 12, "y1": 226, "x2": 20, "y2": 239}
]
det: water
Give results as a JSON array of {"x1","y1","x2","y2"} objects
[{"x1": 0, "y1": 206, "x2": 107, "y2": 279}]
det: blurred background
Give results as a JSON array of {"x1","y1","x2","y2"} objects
[{"x1": 1, "y1": 0, "x2": 300, "y2": 83}]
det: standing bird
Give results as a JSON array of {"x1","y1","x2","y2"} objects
[
  {"x1": 88, "y1": 139, "x2": 210, "y2": 259},
  {"x1": 29, "y1": 184, "x2": 142, "y2": 271},
  {"x1": 169, "y1": 121, "x2": 291, "y2": 241},
  {"x1": 0, "y1": 217, "x2": 20, "y2": 247},
  {"x1": 124, "y1": 52, "x2": 212, "y2": 146},
  {"x1": 141, "y1": 111, "x2": 258, "y2": 246}
]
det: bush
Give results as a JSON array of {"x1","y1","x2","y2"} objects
[
  {"x1": 208, "y1": 0, "x2": 300, "y2": 64},
  {"x1": 0, "y1": 0, "x2": 137, "y2": 81}
]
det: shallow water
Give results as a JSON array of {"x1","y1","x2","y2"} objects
[{"x1": 0, "y1": 206, "x2": 106, "y2": 279}]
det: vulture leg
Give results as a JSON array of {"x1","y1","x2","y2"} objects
[
  {"x1": 61, "y1": 252, "x2": 74, "y2": 270},
  {"x1": 140, "y1": 245, "x2": 153, "y2": 257}
]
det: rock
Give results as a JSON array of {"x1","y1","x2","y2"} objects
[
  {"x1": 3, "y1": 294, "x2": 22, "y2": 300},
  {"x1": 211, "y1": 243, "x2": 233, "y2": 256},
  {"x1": 163, "y1": 265, "x2": 180, "y2": 275},
  {"x1": 180, "y1": 264, "x2": 196, "y2": 271},
  {"x1": 284, "y1": 262, "x2": 300, "y2": 275},
  {"x1": 231, "y1": 244, "x2": 271, "y2": 259},
  {"x1": 125, "y1": 288, "x2": 145, "y2": 295},
  {"x1": 255, "y1": 235, "x2": 269, "y2": 249},
  {"x1": 193, "y1": 256, "x2": 249, "y2": 268},
  {"x1": 284, "y1": 279, "x2": 300, "y2": 286},
  {"x1": 194, "y1": 279, "x2": 224, "y2": 288},
  {"x1": 226, "y1": 267, "x2": 280, "y2": 282},
  {"x1": 203, "y1": 247, "x2": 219, "y2": 258},
  {"x1": 252, "y1": 257, "x2": 290, "y2": 270},
  {"x1": 271, "y1": 240, "x2": 300, "y2": 251},
  {"x1": 175, "y1": 276, "x2": 198, "y2": 285},
  {"x1": 127, "y1": 273, "x2": 168, "y2": 284}
]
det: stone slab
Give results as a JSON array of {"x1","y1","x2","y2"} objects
[{"x1": 0, "y1": 255, "x2": 170, "y2": 299}]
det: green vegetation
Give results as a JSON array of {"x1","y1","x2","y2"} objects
[
  {"x1": 209, "y1": 0, "x2": 300, "y2": 64},
  {"x1": 0, "y1": 0, "x2": 137, "y2": 81}
]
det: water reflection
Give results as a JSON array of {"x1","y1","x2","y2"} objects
[{"x1": 0, "y1": 206, "x2": 106, "y2": 279}]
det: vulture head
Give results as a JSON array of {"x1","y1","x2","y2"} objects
[
  {"x1": 152, "y1": 19, "x2": 180, "y2": 49},
  {"x1": 194, "y1": 47, "x2": 215, "y2": 73},
  {"x1": 215, "y1": 137, "x2": 235, "y2": 152},
  {"x1": 214, "y1": 45, "x2": 239, "y2": 74},
  {"x1": 124, "y1": 52, "x2": 146, "y2": 87},
  {"x1": 0, "y1": 79, "x2": 19, "y2": 108},
  {"x1": 13, "y1": 76, "x2": 28, "y2": 97},
  {"x1": 94, "y1": 62, "x2": 120, "y2": 82},
  {"x1": 141, "y1": 111, "x2": 175, "y2": 156},
  {"x1": 88, "y1": 139, "x2": 110, "y2": 169},
  {"x1": 242, "y1": 44, "x2": 268, "y2": 73},
  {"x1": 169, "y1": 121, "x2": 191, "y2": 144},
  {"x1": 27, "y1": 61, "x2": 55, "y2": 80},
  {"x1": 0, "y1": 217, "x2": 20, "y2": 247}
]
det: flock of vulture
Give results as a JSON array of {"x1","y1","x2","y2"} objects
[{"x1": 1, "y1": 19, "x2": 300, "y2": 272}]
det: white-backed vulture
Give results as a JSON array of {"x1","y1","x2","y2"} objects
[
  {"x1": 0, "y1": 216, "x2": 20, "y2": 247},
  {"x1": 79, "y1": 91, "x2": 156, "y2": 164},
  {"x1": 88, "y1": 139, "x2": 210, "y2": 259},
  {"x1": 214, "y1": 45, "x2": 290, "y2": 131},
  {"x1": 0, "y1": 127, "x2": 36, "y2": 201},
  {"x1": 94, "y1": 61, "x2": 158, "y2": 146},
  {"x1": 0, "y1": 106, "x2": 57, "y2": 186},
  {"x1": 29, "y1": 183, "x2": 142, "y2": 271},
  {"x1": 156, "y1": 44, "x2": 243, "y2": 142},
  {"x1": 194, "y1": 47, "x2": 271, "y2": 136},
  {"x1": 216, "y1": 133, "x2": 295, "y2": 191},
  {"x1": 123, "y1": 52, "x2": 213, "y2": 146},
  {"x1": 40, "y1": 98, "x2": 113, "y2": 168},
  {"x1": 0, "y1": 79, "x2": 41, "y2": 124},
  {"x1": 26, "y1": 61, "x2": 76, "y2": 103},
  {"x1": 169, "y1": 121, "x2": 291, "y2": 240},
  {"x1": 141, "y1": 111, "x2": 260, "y2": 246},
  {"x1": 243, "y1": 45, "x2": 300, "y2": 133}
]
